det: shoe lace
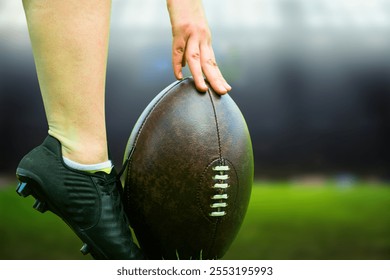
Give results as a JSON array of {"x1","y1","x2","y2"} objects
[
  {"x1": 101, "y1": 176, "x2": 118, "y2": 194},
  {"x1": 101, "y1": 175, "x2": 129, "y2": 225}
]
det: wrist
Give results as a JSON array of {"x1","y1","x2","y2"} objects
[{"x1": 167, "y1": 0, "x2": 207, "y2": 27}]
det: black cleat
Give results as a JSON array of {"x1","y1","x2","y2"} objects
[{"x1": 16, "y1": 135, "x2": 144, "y2": 260}]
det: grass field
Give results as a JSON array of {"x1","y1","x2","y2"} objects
[
  {"x1": 1, "y1": 181, "x2": 389, "y2": 260},
  {"x1": 225, "y1": 181, "x2": 390, "y2": 260}
]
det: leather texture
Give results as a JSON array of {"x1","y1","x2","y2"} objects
[
  {"x1": 16, "y1": 135, "x2": 143, "y2": 260},
  {"x1": 123, "y1": 78, "x2": 253, "y2": 259}
]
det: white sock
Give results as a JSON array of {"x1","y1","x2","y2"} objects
[{"x1": 63, "y1": 157, "x2": 113, "y2": 174}]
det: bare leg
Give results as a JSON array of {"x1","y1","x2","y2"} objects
[
  {"x1": 23, "y1": 0, "x2": 111, "y2": 164},
  {"x1": 18, "y1": 1, "x2": 143, "y2": 260}
]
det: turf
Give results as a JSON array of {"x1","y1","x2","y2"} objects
[
  {"x1": 0, "y1": 184, "x2": 89, "y2": 260},
  {"x1": 224, "y1": 181, "x2": 390, "y2": 260},
  {"x1": 0, "y1": 181, "x2": 389, "y2": 260}
]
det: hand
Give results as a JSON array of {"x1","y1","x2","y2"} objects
[{"x1": 166, "y1": 0, "x2": 232, "y2": 95}]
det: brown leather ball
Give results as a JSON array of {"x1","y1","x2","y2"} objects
[{"x1": 122, "y1": 77, "x2": 253, "y2": 259}]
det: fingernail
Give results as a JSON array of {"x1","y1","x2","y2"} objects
[
  {"x1": 198, "y1": 85, "x2": 208, "y2": 93},
  {"x1": 227, "y1": 84, "x2": 232, "y2": 91}
]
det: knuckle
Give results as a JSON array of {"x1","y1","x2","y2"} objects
[
  {"x1": 189, "y1": 51, "x2": 200, "y2": 61},
  {"x1": 174, "y1": 46, "x2": 185, "y2": 55},
  {"x1": 175, "y1": 23, "x2": 211, "y2": 39},
  {"x1": 206, "y1": 58, "x2": 218, "y2": 67}
]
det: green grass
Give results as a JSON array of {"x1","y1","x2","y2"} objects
[
  {"x1": 224, "y1": 181, "x2": 390, "y2": 260},
  {"x1": 1, "y1": 181, "x2": 389, "y2": 260},
  {"x1": 0, "y1": 184, "x2": 90, "y2": 260}
]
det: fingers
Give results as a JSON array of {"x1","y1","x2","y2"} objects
[
  {"x1": 200, "y1": 43, "x2": 231, "y2": 95},
  {"x1": 167, "y1": 0, "x2": 230, "y2": 95},
  {"x1": 180, "y1": 36, "x2": 231, "y2": 95},
  {"x1": 186, "y1": 36, "x2": 208, "y2": 92},
  {"x1": 172, "y1": 37, "x2": 185, "y2": 80},
  {"x1": 172, "y1": 35, "x2": 209, "y2": 93},
  {"x1": 171, "y1": 28, "x2": 231, "y2": 95}
]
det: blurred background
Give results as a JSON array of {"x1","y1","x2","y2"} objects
[{"x1": 0, "y1": 0, "x2": 389, "y2": 259}]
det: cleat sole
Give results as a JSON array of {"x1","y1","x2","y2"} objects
[
  {"x1": 33, "y1": 199, "x2": 48, "y2": 213},
  {"x1": 80, "y1": 243, "x2": 90, "y2": 255},
  {"x1": 16, "y1": 182, "x2": 31, "y2": 197}
]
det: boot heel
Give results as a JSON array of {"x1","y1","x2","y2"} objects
[
  {"x1": 33, "y1": 199, "x2": 48, "y2": 213},
  {"x1": 16, "y1": 182, "x2": 31, "y2": 197}
]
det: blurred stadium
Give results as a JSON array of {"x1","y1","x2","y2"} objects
[{"x1": 0, "y1": 0, "x2": 389, "y2": 259}]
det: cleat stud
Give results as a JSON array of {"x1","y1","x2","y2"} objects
[
  {"x1": 33, "y1": 199, "x2": 47, "y2": 213},
  {"x1": 16, "y1": 182, "x2": 31, "y2": 197},
  {"x1": 80, "y1": 243, "x2": 90, "y2": 255}
]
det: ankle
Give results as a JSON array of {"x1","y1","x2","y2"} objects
[
  {"x1": 48, "y1": 131, "x2": 109, "y2": 164},
  {"x1": 61, "y1": 143, "x2": 109, "y2": 164}
]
